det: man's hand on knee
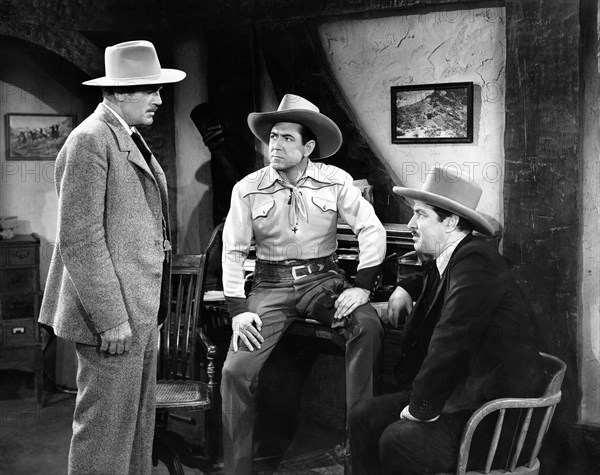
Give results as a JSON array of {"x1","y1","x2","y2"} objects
[
  {"x1": 334, "y1": 287, "x2": 370, "y2": 319},
  {"x1": 100, "y1": 321, "x2": 132, "y2": 355},
  {"x1": 231, "y1": 312, "x2": 264, "y2": 352}
]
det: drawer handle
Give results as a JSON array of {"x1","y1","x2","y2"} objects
[
  {"x1": 16, "y1": 250, "x2": 30, "y2": 259},
  {"x1": 12, "y1": 327, "x2": 26, "y2": 335}
]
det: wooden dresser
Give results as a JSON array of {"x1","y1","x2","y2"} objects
[{"x1": 0, "y1": 233, "x2": 43, "y2": 407}]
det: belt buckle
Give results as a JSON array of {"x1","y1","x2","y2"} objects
[{"x1": 291, "y1": 265, "x2": 308, "y2": 280}]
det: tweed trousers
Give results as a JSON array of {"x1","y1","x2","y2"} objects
[
  {"x1": 221, "y1": 270, "x2": 383, "y2": 475},
  {"x1": 69, "y1": 323, "x2": 158, "y2": 475}
]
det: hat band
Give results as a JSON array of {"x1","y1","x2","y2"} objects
[{"x1": 105, "y1": 72, "x2": 163, "y2": 81}]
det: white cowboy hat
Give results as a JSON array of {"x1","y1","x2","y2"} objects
[
  {"x1": 83, "y1": 40, "x2": 186, "y2": 87},
  {"x1": 247, "y1": 94, "x2": 343, "y2": 159},
  {"x1": 393, "y1": 166, "x2": 495, "y2": 235}
]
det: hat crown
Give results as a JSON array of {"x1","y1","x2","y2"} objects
[
  {"x1": 277, "y1": 94, "x2": 320, "y2": 113},
  {"x1": 422, "y1": 167, "x2": 482, "y2": 210},
  {"x1": 105, "y1": 40, "x2": 161, "y2": 80}
]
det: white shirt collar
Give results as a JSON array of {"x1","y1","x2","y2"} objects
[
  {"x1": 436, "y1": 234, "x2": 468, "y2": 276},
  {"x1": 101, "y1": 102, "x2": 134, "y2": 136}
]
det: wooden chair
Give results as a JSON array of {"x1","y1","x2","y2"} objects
[
  {"x1": 441, "y1": 352, "x2": 566, "y2": 475},
  {"x1": 152, "y1": 254, "x2": 218, "y2": 475}
]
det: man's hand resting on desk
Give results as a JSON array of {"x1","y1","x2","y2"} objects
[
  {"x1": 334, "y1": 287, "x2": 370, "y2": 319},
  {"x1": 231, "y1": 312, "x2": 264, "y2": 352},
  {"x1": 384, "y1": 286, "x2": 414, "y2": 328}
]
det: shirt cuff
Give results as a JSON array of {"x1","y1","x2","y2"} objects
[
  {"x1": 225, "y1": 296, "x2": 248, "y2": 317},
  {"x1": 408, "y1": 397, "x2": 444, "y2": 421},
  {"x1": 354, "y1": 265, "x2": 381, "y2": 292}
]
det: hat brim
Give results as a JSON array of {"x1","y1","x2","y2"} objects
[
  {"x1": 83, "y1": 69, "x2": 186, "y2": 86},
  {"x1": 392, "y1": 186, "x2": 495, "y2": 235},
  {"x1": 248, "y1": 110, "x2": 342, "y2": 160}
]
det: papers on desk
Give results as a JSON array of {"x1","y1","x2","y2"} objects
[{"x1": 203, "y1": 290, "x2": 225, "y2": 302}]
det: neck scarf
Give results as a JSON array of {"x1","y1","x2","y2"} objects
[{"x1": 278, "y1": 180, "x2": 308, "y2": 233}]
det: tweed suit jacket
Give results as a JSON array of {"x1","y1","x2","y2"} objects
[
  {"x1": 39, "y1": 104, "x2": 171, "y2": 345},
  {"x1": 396, "y1": 235, "x2": 544, "y2": 421}
]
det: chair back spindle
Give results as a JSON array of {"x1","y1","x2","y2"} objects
[{"x1": 447, "y1": 352, "x2": 566, "y2": 475}]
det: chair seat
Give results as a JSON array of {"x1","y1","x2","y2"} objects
[{"x1": 156, "y1": 380, "x2": 211, "y2": 409}]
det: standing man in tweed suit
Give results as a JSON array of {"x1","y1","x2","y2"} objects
[{"x1": 39, "y1": 40, "x2": 185, "y2": 475}]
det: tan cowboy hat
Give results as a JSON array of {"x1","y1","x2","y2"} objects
[
  {"x1": 83, "y1": 40, "x2": 186, "y2": 86},
  {"x1": 247, "y1": 94, "x2": 343, "y2": 159},
  {"x1": 393, "y1": 166, "x2": 494, "y2": 235}
]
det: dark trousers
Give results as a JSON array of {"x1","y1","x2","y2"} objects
[
  {"x1": 349, "y1": 390, "x2": 545, "y2": 475},
  {"x1": 349, "y1": 391, "x2": 471, "y2": 475},
  {"x1": 221, "y1": 270, "x2": 383, "y2": 475}
]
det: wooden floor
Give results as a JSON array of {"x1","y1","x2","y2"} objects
[
  {"x1": 0, "y1": 369, "x2": 345, "y2": 475},
  {"x1": 3, "y1": 356, "x2": 600, "y2": 475}
]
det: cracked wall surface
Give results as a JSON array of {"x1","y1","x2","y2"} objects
[{"x1": 318, "y1": 6, "x2": 506, "y2": 229}]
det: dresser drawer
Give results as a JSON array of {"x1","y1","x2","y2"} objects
[
  {"x1": 1, "y1": 319, "x2": 37, "y2": 346},
  {"x1": 0, "y1": 294, "x2": 37, "y2": 320},
  {"x1": 3, "y1": 245, "x2": 38, "y2": 267},
  {"x1": 0, "y1": 268, "x2": 36, "y2": 292}
]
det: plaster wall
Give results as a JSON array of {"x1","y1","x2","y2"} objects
[
  {"x1": 173, "y1": 35, "x2": 212, "y2": 252},
  {"x1": 0, "y1": 47, "x2": 87, "y2": 286},
  {"x1": 318, "y1": 6, "x2": 506, "y2": 229}
]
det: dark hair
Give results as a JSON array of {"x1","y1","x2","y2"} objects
[
  {"x1": 101, "y1": 84, "x2": 162, "y2": 96},
  {"x1": 431, "y1": 205, "x2": 474, "y2": 233},
  {"x1": 297, "y1": 124, "x2": 319, "y2": 156}
]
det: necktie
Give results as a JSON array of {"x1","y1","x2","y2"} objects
[
  {"x1": 131, "y1": 128, "x2": 152, "y2": 163},
  {"x1": 278, "y1": 180, "x2": 308, "y2": 233}
]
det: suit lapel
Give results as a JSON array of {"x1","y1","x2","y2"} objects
[
  {"x1": 95, "y1": 104, "x2": 154, "y2": 177},
  {"x1": 425, "y1": 234, "x2": 474, "y2": 317},
  {"x1": 95, "y1": 104, "x2": 169, "y2": 230}
]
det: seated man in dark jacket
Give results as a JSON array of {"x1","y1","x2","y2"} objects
[{"x1": 349, "y1": 166, "x2": 544, "y2": 475}]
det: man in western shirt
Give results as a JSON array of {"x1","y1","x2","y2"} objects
[{"x1": 221, "y1": 94, "x2": 387, "y2": 474}]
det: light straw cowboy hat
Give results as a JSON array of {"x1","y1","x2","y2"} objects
[
  {"x1": 247, "y1": 94, "x2": 343, "y2": 159},
  {"x1": 83, "y1": 40, "x2": 186, "y2": 87},
  {"x1": 393, "y1": 166, "x2": 494, "y2": 235}
]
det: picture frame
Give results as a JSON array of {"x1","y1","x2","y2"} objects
[
  {"x1": 391, "y1": 82, "x2": 473, "y2": 144},
  {"x1": 5, "y1": 113, "x2": 76, "y2": 160}
]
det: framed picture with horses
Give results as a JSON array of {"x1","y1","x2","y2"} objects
[{"x1": 5, "y1": 113, "x2": 76, "y2": 160}]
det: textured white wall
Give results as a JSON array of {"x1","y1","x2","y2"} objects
[
  {"x1": 0, "y1": 48, "x2": 87, "y2": 287},
  {"x1": 318, "y1": 6, "x2": 506, "y2": 230}
]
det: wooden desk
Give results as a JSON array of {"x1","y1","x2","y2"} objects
[
  {"x1": 201, "y1": 297, "x2": 404, "y2": 433},
  {"x1": 198, "y1": 222, "x2": 418, "y2": 434}
]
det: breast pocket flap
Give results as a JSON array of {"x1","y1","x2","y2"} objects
[
  {"x1": 312, "y1": 196, "x2": 337, "y2": 212},
  {"x1": 251, "y1": 200, "x2": 275, "y2": 219}
]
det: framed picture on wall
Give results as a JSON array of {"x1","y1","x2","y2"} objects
[
  {"x1": 391, "y1": 82, "x2": 473, "y2": 144},
  {"x1": 5, "y1": 113, "x2": 76, "y2": 160}
]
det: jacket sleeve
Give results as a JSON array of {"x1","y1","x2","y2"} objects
[
  {"x1": 408, "y1": 245, "x2": 503, "y2": 420},
  {"x1": 336, "y1": 173, "x2": 386, "y2": 291},
  {"x1": 397, "y1": 273, "x2": 425, "y2": 301},
  {"x1": 222, "y1": 180, "x2": 253, "y2": 317},
  {"x1": 56, "y1": 130, "x2": 129, "y2": 334}
]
